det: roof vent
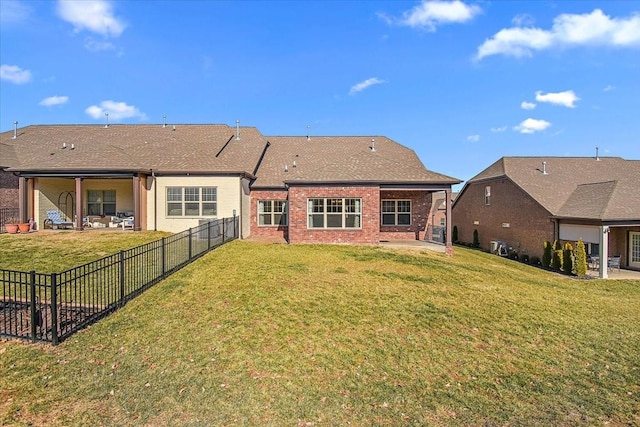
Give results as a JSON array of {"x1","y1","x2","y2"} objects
[
  {"x1": 596, "y1": 146, "x2": 600, "y2": 161},
  {"x1": 62, "y1": 142, "x2": 67, "y2": 149},
  {"x1": 542, "y1": 161, "x2": 548, "y2": 175},
  {"x1": 104, "y1": 112, "x2": 109, "y2": 128},
  {"x1": 235, "y1": 120, "x2": 240, "y2": 140},
  {"x1": 293, "y1": 160, "x2": 297, "y2": 168},
  {"x1": 71, "y1": 143, "x2": 75, "y2": 150},
  {"x1": 12, "y1": 121, "x2": 18, "y2": 139},
  {"x1": 284, "y1": 165, "x2": 289, "y2": 172},
  {"x1": 172, "y1": 125, "x2": 176, "y2": 131},
  {"x1": 370, "y1": 138, "x2": 376, "y2": 152},
  {"x1": 162, "y1": 115, "x2": 167, "y2": 128},
  {"x1": 307, "y1": 124, "x2": 311, "y2": 141}
]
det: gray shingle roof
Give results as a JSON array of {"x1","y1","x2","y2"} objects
[
  {"x1": 0, "y1": 124, "x2": 267, "y2": 175},
  {"x1": 253, "y1": 136, "x2": 461, "y2": 187},
  {"x1": 468, "y1": 156, "x2": 640, "y2": 221}
]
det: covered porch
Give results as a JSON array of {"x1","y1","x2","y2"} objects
[
  {"x1": 559, "y1": 221, "x2": 640, "y2": 278},
  {"x1": 17, "y1": 172, "x2": 149, "y2": 233}
]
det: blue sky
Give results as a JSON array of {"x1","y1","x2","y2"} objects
[{"x1": 1, "y1": 0, "x2": 639, "y2": 185}]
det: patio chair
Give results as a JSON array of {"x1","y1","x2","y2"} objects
[
  {"x1": 608, "y1": 256, "x2": 621, "y2": 272},
  {"x1": 121, "y1": 216, "x2": 134, "y2": 230},
  {"x1": 44, "y1": 210, "x2": 74, "y2": 230}
]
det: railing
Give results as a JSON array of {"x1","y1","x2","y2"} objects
[
  {"x1": 0, "y1": 217, "x2": 238, "y2": 344},
  {"x1": 0, "y1": 207, "x2": 20, "y2": 233}
]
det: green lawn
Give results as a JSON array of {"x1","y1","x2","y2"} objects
[
  {"x1": 0, "y1": 230, "x2": 170, "y2": 272},
  {"x1": 1, "y1": 240, "x2": 639, "y2": 426}
]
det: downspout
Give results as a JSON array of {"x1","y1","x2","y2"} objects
[{"x1": 239, "y1": 178, "x2": 243, "y2": 239}]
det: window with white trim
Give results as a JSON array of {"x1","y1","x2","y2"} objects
[
  {"x1": 484, "y1": 186, "x2": 491, "y2": 205},
  {"x1": 167, "y1": 187, "x2": 217, "y2": 217},
  {"x1": 308, "y1": 198, "x2": 361, "y2": 229},
  {"x1": 87, "y1": 190, "x2": 116, "y2": 215},
  {"x1": 381, "y1": 200, "x2": 411, "y2": 226},
  {"x1": 258, "y1": 200, "x2": 287, "y2": 226}
]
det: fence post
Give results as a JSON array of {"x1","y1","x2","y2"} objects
[
  {"x1": 119, "y1": 250, "x2": 125, "y2": 307},
  {"x1": 161, "y1": 237, "x2": 166, "y2": 275},
  {"x1": 207, "y1": 221, "x2": 211, "y2": 250},
  {"x1": 234, "y1": 215, "x2": 238, "y2": 239},
  {"x1": 188, "y1": 228, "x2": 193, "y2": 260},
  {"x1": 222, "y1": 219, "x2": 225, "y2": 243},
  {"x1": 50, "y1": 273, "x2": 58, "y2": 345},
  {"x1": 29, "y1": 271, "x2": 36, "y2": 342}
]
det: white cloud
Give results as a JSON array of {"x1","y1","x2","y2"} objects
[
  {"x1": 383, "y1": 0, "x2": 481, "y2": 31},
  {"x1": 514, "y1": 118, "x2": 551, "y2": 134},
  {"x1": 0, "y1": 64, "x2": 32, "y2": 84},
  {"x1": 476, "y1": 9, "x2": 640, "y2": 60},
  {"x1": 490, "y1": 126, "x2": 508, "y2": 133},
  {"x1": 84, "y1": 38, "x2": 116, "y2": 52},
  {"x1": 39, "y1": 96, "x2": 69, "y2": 107},
  {"x1": 57, "y1": 0, "x2": 125, "y2": 37},
  {"x1": 512, "y1": 13, "x2": 535, "y2": 27},
  {"x1": 0, "y1": 0, "x2": 32, "y2": 24},
  {"x1": 467, "y1": 134, "x2": 480, "y2": 142},
  {"x1": 521, "y1": 101, "x2": 536, "y2": 110},
  {"x1": 349, "y1": 77, "x2": 385, "y2": 95},
  {"x1": 603, "y1": 85, "x2": 615, "y2": 92},
  {"x1": 85, "y1": 100, "x2": 147, "y2": 121},
  {"x1": 535, "y1": 90, "x2": 580, "y2": 108}
]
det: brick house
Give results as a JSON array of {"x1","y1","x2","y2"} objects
[
  {"x1": 250, "y1": 136, "x2": 460, "y2": 246},
  {"x1": 1, "y1": 125, "x2": 460, "y2": 248},
  {"x1": 452, "y1": 156, "x2": 640, "y2": 277}
]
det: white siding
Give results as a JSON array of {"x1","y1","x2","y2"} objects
[{"x1": 151, "y1": 176, "x2": 243, "y2": 233}]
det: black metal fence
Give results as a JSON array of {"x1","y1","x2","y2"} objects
[
  {"x1": 0, "y1": 207, "x2": 20, "y2": 234},
  {"x1": 0, "y1": 217, "x2": 238, "y2": 344}
]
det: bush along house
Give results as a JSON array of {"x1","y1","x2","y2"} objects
[{"x1": 0, "y1": 123, "x2": 460, "y2": 252}]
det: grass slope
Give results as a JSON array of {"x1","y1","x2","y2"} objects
[{"x1": 1, "y1": 241, "x2": 639, "y2": 426}]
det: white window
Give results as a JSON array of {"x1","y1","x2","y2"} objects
[
  {"x1": 381, "y1": 200, "x2": 411, "y2": 226},
  {"x1": 258, "y1": 200, "x2": 287, "y2": 226},
  {"x1": 167, "y1": 187, "x2": 217, "y2": 217},
  {"x1": 308, "y1": 198, "x2": 361, "y2": 229},
  {"x1": 484, "y1": 186, "x2": 491, "y2": 205},
  {"x1": 87, "y1": 190, "x2": 116, "y2": 215}
]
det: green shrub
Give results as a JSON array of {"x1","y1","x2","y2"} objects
[
  {"x1": 530, "y1": 256, "x2": 541, "y2": 266},
  {"x1": 575, "y1": 238, "x2": 588, "y2": 277},
  {"x1": 551, "y1": 240, "x2": 562, "y2": 270},
  {"x1": 542, "y1": 241, "x2": 552, "y2": 268},
  {"x1": 563, "y1": 242, "x2": 574, "y2": 274},
  {"x1": 452, "y1": 226, "x2": 459, "y2": 244},
  {"x1": 473, "y1": 229, "x2": 480, "y2": 248},
  {"x1": 520, "y1": 254, "x2": 530, "y2": 264}
]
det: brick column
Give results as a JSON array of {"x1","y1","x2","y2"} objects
[{"x1": 445, "y1": 189, "x2": 454, "y2": 256}]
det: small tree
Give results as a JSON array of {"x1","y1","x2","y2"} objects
[
  {"x1": 551, "y1": 240, "x2": 563, "y2": 270},
  {"x1": 452, "y1": 225, "x2": 459, "y2": 244},
  {"x1": 574, "y1": 238, "x2": 588, "y2": 277},
  {"x1": 542, "y1": 241, "x2": 552, "y2": 268},
  {"x1": 563, "y1": 242, "x2": 574, "y2": 274},
  {"x1": 473, "y1": 229, "x2": 479, "y2": 248}
]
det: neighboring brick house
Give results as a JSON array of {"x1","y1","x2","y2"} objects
[
  {"x1": 452, "y1": 156, "x2": 640, "y2": 276},
  {"x1": 0, "y1": 142, "x2": 19, "y2": 210},
  {"x1": 0, "y1": 125, "x2": 460, "y2": 248}
]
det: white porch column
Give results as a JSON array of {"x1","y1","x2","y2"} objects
[{"x1": 599, "y1": 225, "x2": 609, "y2": 279}]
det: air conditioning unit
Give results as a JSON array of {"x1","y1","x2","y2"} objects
[{"x1": 490, "y1": 241, "x2": 499, "y2": 253}]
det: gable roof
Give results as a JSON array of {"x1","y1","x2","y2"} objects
[
  {"x1": 0, "y1": 124, "x2": 267, "y2": 176},
  {"x1": 464, "y1": 156, "x2": 640, "y2": 221},
  {"x1": 252, "y1": 136, "x2": 461, "y2": 188}
]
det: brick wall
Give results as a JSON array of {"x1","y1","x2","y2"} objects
[
  {"x1": 288, "y1": 185, "x2": 380, "y2": 244},
  {"x1": 453, "y1": 179, "x2": 554, "y2": 259},
  {"x1": 249, "y1": 189, "x2": 289, "y2": 241},
  {"x1": 379, "y1": 190, "x2": 432, "y2": 240},
  {"x1": 0, "y1": 170, "x2": 19, "y2": 209}
]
